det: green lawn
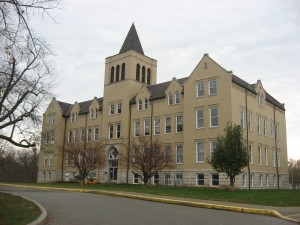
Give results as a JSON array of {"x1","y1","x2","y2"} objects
[
  {"x1": 5, "y1": 182, "x2": 300, "y2": 207},
  {"x1": 0, "y1": 192, "x2": 41, "y2": 225}
]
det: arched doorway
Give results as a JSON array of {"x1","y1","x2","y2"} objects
[{"x1": 108, "y1": 147, "x2": 118, "y2": 181}]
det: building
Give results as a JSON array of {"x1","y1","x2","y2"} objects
[{"x1": 38, "y1": 24, "x2": 288, "y2": 188}]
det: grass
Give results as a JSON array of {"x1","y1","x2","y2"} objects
[
  {"x1": 3, "y1": 182, "x2": 300, "y2": 207},
  {"x1": 0, "y1": 192, "x2": 41, "y2": 225}
]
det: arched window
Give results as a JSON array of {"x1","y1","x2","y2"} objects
[
  {"x1": 142, "y1": 66, "x2": 146, "y2": 83},
  {"x1": 136, "y1": 64, "x2": 140, "y2": 81},
  {"x1": 110, "y1": 66, "x2": 115, "y2": 83},
  {"x1": 109, "y1": 147, "x2": 118, "y2": 159},
  {"x1": 147, "y1": 68, "x2": 151, "y2": 85},
  {"x1": 168, "y1": 93, "x2": 173, "y2": 105},
  {"x1": 175, "y1": 91, "x2": 180, "y2": 104},
  {"x1": 121, "y1": 63, "x2": 125, "y2": 80},
  {"x1": 116, "y1": 65, "x2": 120, "y2": 81}
]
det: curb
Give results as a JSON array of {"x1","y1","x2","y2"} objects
[
  {"x1": 1, "y1": 183, "x2": 299, "y2": 224},
  {"x1": 0, "y1": 190, "x2": 47, "y2": 225}
]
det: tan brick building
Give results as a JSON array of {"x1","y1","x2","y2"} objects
[{"x1": 38, "y1": 24, "x2": 288, "y2": 188}]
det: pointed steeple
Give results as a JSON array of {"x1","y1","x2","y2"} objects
[{"x1": 119, "y1": 23, "x2": 144, "y2": 55}]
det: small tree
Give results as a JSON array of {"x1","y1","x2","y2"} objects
[
  {"x1": 124, "y1": 136, "x2": 174, "y2": 185},
  {"x1": 288, "y1": 159, "x2": 300, "y2": 189},
  {"x1": 65, "y1": 142, "x2": 106, "y2": 183},
  {"x1": 208, "y1": 123, "x2": 248, "y2": 187}
]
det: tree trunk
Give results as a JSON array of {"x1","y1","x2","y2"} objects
[{"x1": 229, "y1": 176, "x2": 235, "y2": 186}]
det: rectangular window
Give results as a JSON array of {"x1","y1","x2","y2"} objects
[
  {"x1": 175, "y1": 173, "x2": 183, "y2": 185},
  {"x1": 144, "y1": 99, "x2": 148, "y2": 110},
  {"x1": 49, "y1": 153, "x2": 53, "y2": 165},
  {"x1": 144, "y1": 120, "x2": 150, "y2": 136},
  {"x1": 133, "y1": 173, "x2": 139, "y2": 184},
  {"x1": 44, "y1": 153, "x2": 48, "y2": 165},
  {"x1": 164, "y1": 173, "x2": 171, "y2": 185},
  {"x1": 248, "y1": 112, "x2": 252, "y2": 131},
  {"x1": 211, "y1": 173, "x2": 219, "y2": 186},
  {"x1": 196, "y1": 109, "x2": 204, "y2": 129},
  {"x1": 74, "y1": 129, "x2": 78, "y2": 143},
  {"x1": 272, "y1": 149, "x2": 276, "y2": 167},
  {"x1": 249, "y1": 144, "x2": 253, "y2": 164},
  {"x1": 197, "y1": 82, "x2": 204, "y2": 97},
  {"x1": 197, "y1": 173, "x2": 204, "y2": 186},
  {"x1": 258, "y1": 146, "x2": 262, "y2": 165},
  {"x1": 210, "y1": 140, "x2": 217, "y2": 159},
  {"x1": 250, "y1": 174, "x2": 254, "y2": 187},
  {"x1": 242, "y1": 174, "x2": 247, "y2": 187},
  {"x1": 196, "y1": 142, "x2": 204, "y2": 163},
  {"x1": 266, "y1": 174, "x2": 269, "y2": 186},
  {"x1": 176, "y1": 144, "x2": 183, "y2": 164},
  {"x1": 273, "y1": 175, "x2": 277, "y2": 186},
  {"x1": 109, "y1": 124, "x2": 113, "y2": 139},
  {"x1": 87, "y1": 128, "x2": 92, "y2": 142},
  {"x1": 134, "y1": 121, "x2": 140, "y2": 137},
  {"x1": 48, "y1": 115, "x2": 55, "y2": 124},
  {"x1": 257, "y1": 116, "x2": 261, "y2": 134},
  {"x1": 259, "y1": 174, "x2": 263, "y2": 186},
  {"x1": 89, "y1": 109, "x2": 95, "y2": 119},
  {"x1": 176, "y1": 115, "x2": 183, "y2": 133},
  {"x1": 209, "y1": 79, "x2": 217, "y2": 95},
  {"x1": 117, "y1": 102, "x2": 122, "y2": 114},
  {"x1": 263, "y1": 119, "x2": 267, "y2": 136},
  {"x1": 154, "y1": 174, "x2": 159, "y2": 185},
  {"x1": 276, "y1": 124, "x2": 279, "y2": 140},
  {"x1": 48, "y1": 172, "x2": 51, "y2": 180},
  {"x1": 80, "y1": 129, "x2": 85, "y2": 142},
  {"x1": 210, "y1": 107, "x2": 218, "y2": 127},
  {"x1": 138, "y1": 100, "x2": 142, "y2": 111},
  {"x1": 165, "y1": 145, "x2": 171, "y2": 164},
  {"x1": 168, "y1": 94, "x2": 173, "y2": 105},
  {"x1": 94, "y1": 127, "x2": 99, "y2": 141},
  {"x1": 109, "y1": 103, "x2": 114, "y2": 115},
  {"x1": 240, "y1": 109, "x2": 245, "y2": 129},
  {"x1": 50, "y1": 131, "x2": 54, "y2": 144},
  {"x1": 265, "y1": 147, "x2": 268, "y2": 166},
  {"x1": 154, "y1": 118, "x2": 160, "y2": 135},
  {"x1": 116, "y1": 124, "x2": 121, "y2": 139},
  {"x1": 165, "y1": 117, "x2": 171, "y2": 134},
  {"x1": 68, "y1": 130, "x2": 72, "y2": 143},
  {"x1": 44, "y1": 133, "x2": 48, "y2": 144},
  {"x1": 271, "y1": 122, "x2": 275, "y2": 138}
]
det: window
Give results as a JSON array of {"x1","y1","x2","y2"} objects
[
  {"x1": 133, "y1": 173, "x2": 139, "y2": 184},
  {"x1": 71, "y1": 112, "x2": 78, "y2": 123},
  {"x1": 248, "y1": 112, "x2": 252, "y2": 131},
  {"x1": 261, "y1": 95, "x2": 265, "y2": 107},
  {"x1": 142, "y1": 66, "x2": 146, "y2": 83},
  {"x1": 257, "y1": 116, "x2": 261, "y2": 134},
  {"x1": 196, "y1": 142, "x2": 204, "y2": 163},
  {"x1": 90, "y1": 108, "x2": 97, "y2": 119},
  {"x1": 259, "y1": 174, "x2": 263, "y2": 186},
  {"x1": 117, "y1": 102, "x2": 122, "y2": 114},
  {"x1": 263, "y1": 119, "x2": 267, "y2": 136},
  {"x1": 48, "y1": 172, "x2": 52, "y2": 180},
  {"x1": 242, "y1": 174, "x2": 247, "y2": 187},
  {"x1": 43, "y1": 171, "x2": 46, "y2": 179},
  {"x1": 168, "y1": 93, "x2": 173, "y2": 105},
  {"x1": 257, "y1": 92, "x2": 261, "y2": 106},
  {"x1": 175, "y1": 91, "x2": 180, "y2": 104},
  {"x1": 164, "y1": 173, "x2": 171, "y2": 185},
  {"x1": 109, "y1": 104, "x2": 114, "y2": 115},
  {"x1": 116, "y1": 65, "x2": 120, "y2": 81},
  {"x1": 210, "y1": 140, "x2": 217, "y2": 159},
  {"x1": 116, "y1": 124, "x2": 121, "y2": 139},
  {"x1": 121, "y1": 63, "x2": 125, "y2": 80},
  {"x1": 272, "y1": 149, "x2": 276, "y2": 167},
  {"x1": 211, "y1": 173, "x2": 219, "y2": 186},
  {"x1": 209, "y1": 79, "x2": 217, "y2": 95},
  {"x1": 144, "y1": 99, "x2": 148, "y2": 110},
  {"x1": 176, "y1": 145, "x2": 183, "y2": 164},
  {"x1": 48, "y1": 114, "x2": 55, "y2": 124},
  {"x1": 144, "y1": 120, "x2": 150, "y2": 136},
  {"x1": 197, "y1": 173, "x2": 204, "y2": 186},
  {"x1": 273, "y1": 175, "x2": 277, "y2": 186},
  {"x1": 80, "y1": 129, "x2": 85, "y2": 142},
  {"x1": 276, "y1": 124, "x2": 279, "y2": 140},
  {"x1": 74, "y1": 129, "x2": 78, "y2": 142},
  {"x1": 266, "y1": 174, "x2": 269, "y2": 186},
  {"x1": 147, "y1": 68, "x2": 151, "y2": 85},
  {"x1": 154, "y1": 174, "x2": 159, "y2": 185},
  {"x1": 164, "y1": 145, "x2": 171, "y2": 163},
  {"x1": 50, "y1": 131, "x2": 54, "y2": 144},
  {"x1": 110, "y1": 66, "x2": 114, "y2": 83},
  {"x1": 165, "y1": 117, "x2": 171, "y2": 134},
  {"x1": 138, "y1": 99, "x2": 142, "y2": 111},
  {"x1": 94, "y1": 127, "x2": 99, "y2": 141},
  {"x1": 271, "y1": 122, "x2": 275, "y2": 138},
  {"x1": 258, "y1": 146, "x2": 262, "y2": 165},
  {"x1": 240, "y1": 109, "x2": 245, "y2": 129},
  {"x1": 44, "y1": 154, "x2": 48, "y2": 165},
  {"x1": 265, "y1": 147, "x2": 268, "y2": 166},
  {"x1": 68, "y1": 130, "x2": 72, "y2": 143},
  {"x1": 87, "y1": 128, "x2": 92, "y2": 142},
  {"x1": 197, "y1": 82, "x2": 204, "y2": 97},
  {"x1": 109, "y1": 124, "x2": 113, "y2": 139},
  {"x1": 175, "y1": 173, "x2": 183, "y2": 185},
  {"x1": 134, "y1": 121, "x2": 140, "y2": 137},
  {"x1": 196, "y1": 109, "x2": 204, "y2": 129},
  {"x1": 154, "y1": 118, "x2": 160, "y2": 135},
  {"x1": 249, "y1": 144, "x2": 253, "y2": 164},
  {"x1": 250, "y1": 174, "x2": 254, "y2": 187},
  {"x1": 210, "y1": 107, "x2": 218, "y2": 127},
  {"x1": 133, "y1": 148, "x2": 139, "y2": 163},
  {"x1": 176, "y1": 115, "x2": 183, "y2": 133},
  {"x1": 44, "y1": 133, "x2": 48, "y2": 144},
  {"x1": 136, "y1": 64, "x2": 140, "y2": 81},
  {"x1": 49, "y1": 153, "x2": 53, "y2": 165}
]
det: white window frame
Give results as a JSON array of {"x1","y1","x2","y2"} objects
[
  {"x1": 168, "y1": 93, "x2": 173, "y2": 105},
  {"x1": 272, "y1": 149, "x2": 276, "y2": 167},
  {"x1": 176, "y1": 115, "x2": 183, "y2": 133},
  {"x1": 240, "y1": 109, "x2": 245, "y2": 129},
  {"x1": 242, "y1": 174, "x2": 247, "y2": 187},
  {"x1": 249, "y1": 144, "x2": 253, "y2": 164},
  {"x1": 154, "y1": 118, "x2": 160, "y2": 135},
  {"x1": 116, "y1": 123, "x2": 121, "y2": 139},
  {"x1": 87, "y1": 128, "x2": 92, "y2": 142},
  {"x1": 257, "y1": 116, "x2": 261, "y2": 134},
  {"x1": 210, "y1": 140, "x2": 217, "y2": 159},
  {"x1": 209, "y1": 79, "x2": 217, "y2": 95},
  {"x1": 210, "y1": 107, "x2": 218, "y2": 127},
  {"x1": 109, "y1": 124, "x2": 113, "y2": 139},
  {"x1": 266, "y1": 174, "x2": 269, "y2": 186},
  {"x1": 258, "y1": 146, "x2": 262, "y2": 165},
  {"x1": 263, "y1": 119, "x2": 267, "y2": 136},
  {"x1": 265, "y1": 147, "x2": 268, "y2": 166},
  {"x1": 211, "y1": 173, "x2": 219, "y2": 186},
  {"x1": 80, "y1": 129, "x2": 85, "y2": 142},
  {"x1": 134, "y1": 121, "x2": 140, "y2": 137},
  {"x1": 144, "y1": 99, "x2": 148, "y2": 110},
  {"x1": 176, "y1": 144, "x2": 183, "y2": 164},
  {"x1": 196, "y1": 109, "x2": 204, "y2": 129},
  {"x1": 144, "y1": 120, "x2": 150, "y2": 136},
  {"x1": 50, "y1": 131, "x2": 54, "y2": 144},
  {"x1": 196, "y1": 142, "x2": 204, "y2": 163},
  {"x1": 94, "y1": 127, "x2": 99, "y2": 141},
  {"x1": 197, "y1": 82, "x2": 204, "y2": 97},
  {"x1": 165, "y1": 117, "x2": 171, "y2": 134},
  {"x1": 74, "y1": 129, "x2": 78, "y2": 142},
  {"x1": 196, "y1": 173, "x2": 204, "y2": 186},
  {"x1": 175, "y1": 91, "x2": 180, "y2": 104},
  {"x1": 117, "y1": 102, "x2": 122, "y2": 114},
  {"x1": 250, "y1": 174, "x2": 254, "y2": 187},
  {"x1": 138, "y1": 99, "x2": 142, "y2": 111},
  {"x1": 259, "y1": 174, "x2": 263, "y2": 187},
  {"x1": 248, "y1": 112, "x2": 252, "y2": 131},
  {"x1": 109, "y1": 103, "x2": 115, "y2": 115}
]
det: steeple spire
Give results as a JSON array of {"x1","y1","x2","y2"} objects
[{"x1": 119, "y1": 23, "x2": 144, "y2": 55}]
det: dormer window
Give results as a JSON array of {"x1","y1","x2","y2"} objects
[
  {"x1": 138, "y1": 99, "x2": 142, "y2": 111},
  {"x1": 71, "y1": 112, "x2": 78, "y2": 123},
  {"x1": 90, "y1": 108, "x2": 98, "y2": 119},
  {"x1": 168, "y1": 93, "x2": 173, "y2": 105},
  {"x1": 144, "y1": 98, "x2": 148, "y2": 110},
  {"x1": 175, "y1": 91, "x2": 180, "y2": 104}
]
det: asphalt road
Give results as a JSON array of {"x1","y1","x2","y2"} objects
[{"x1": 1, "y1": 186, "x2": 297, "y2": 225}]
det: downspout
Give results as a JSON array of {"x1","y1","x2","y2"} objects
[
  {"x1": 150, "y1": 101, "x2": 153, "y2": 147},
  {"x1": 61, "y1": 116, "x2": 67, "y2": 182},
  {"x1": 273, "y1": 105, "x2": 280, "y2": 190},
  {"x1": 245, "y1": 90, "x2": 251, "y2": 190},
  {"x1": 126, "y1": 103, "x2": 132, "y2": 184}
]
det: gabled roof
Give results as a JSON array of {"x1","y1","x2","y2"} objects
[
  {"x1": 265, "y1": 92, "x2": 285, "y2": 110},
  {"x1": 57, "y1": 101, "x2": 72, "y2": 117},
  {"x1": 119, "y1": 23, "x2": 144, "y2": 55},
  {"x1": 232, "y1": 75, "x2": 256, "y2": 94}
]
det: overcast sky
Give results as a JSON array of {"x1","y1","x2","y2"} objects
[{"x1": 33, "y1": 0, "x2": 300, "y2": 159}]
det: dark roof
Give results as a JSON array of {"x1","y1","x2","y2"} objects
[
  {"x1": 232, "y1": 75, "x2": 256, "y2": 94},
  {"x1": 57, "y1": 101, "x2": 72, "y2": 117},
  {"x1": 265, "y1": 92, "x2": 285, "y2": 110},
  {"x1": 119, "y1": 23, "x2": 144, "y2": 55}
]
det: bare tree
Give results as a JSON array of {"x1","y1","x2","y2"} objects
[
  {"x1": 0, "y1": 0, "x2": 60, "y2": 148},
  {"x1": 123, "y1": 136, "x2": 174, "y2": 185},
  {"x1": 288, "y1": 159, "x2": 300, "y2": 189},
  {"x1": 65, "y1": 142, "x2": 106, "y2": 183}
]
